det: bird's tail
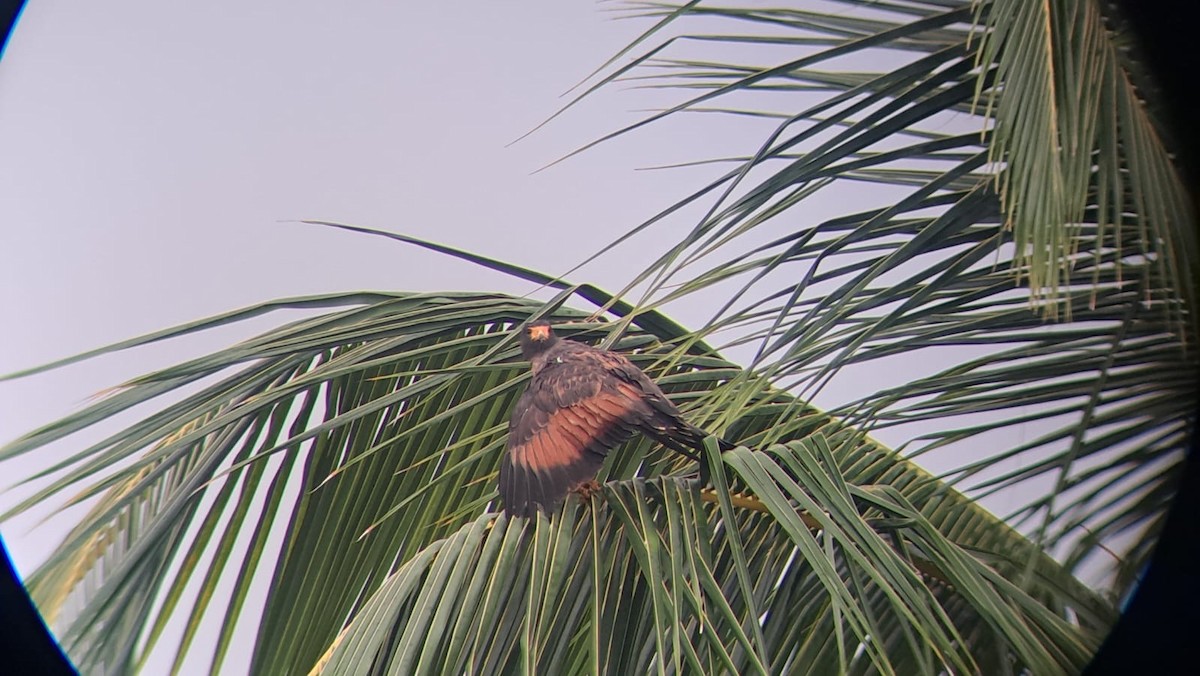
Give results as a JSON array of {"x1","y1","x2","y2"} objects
[
  {"x1": 685, "y1": 421, "x2": 735, "y2": 452},
  {"x1": 665, "y1": 422, "x2": 733, "y2": 488},
  {"x1": 654, "y1": 421, "x2": 734, "y2": 462}
]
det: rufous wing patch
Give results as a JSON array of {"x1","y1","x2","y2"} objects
[{"x1": 500, "y1": 387, "x2": 643, "y2": 515}]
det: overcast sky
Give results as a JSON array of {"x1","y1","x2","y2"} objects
[
  {"x1": 0, "y1": 4, "x2": 822, "y2": 664},
  {"x1": 0, "y1": 0, "x2": 763, "y2": 559},
  {"x1": 2, "y1": 0, "x2": 888, "y2": 553},
  {"x1": 0, "y1": 2, "x2": 1092, "y2": 671}
]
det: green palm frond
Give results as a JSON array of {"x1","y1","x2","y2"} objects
[
  {"x1": 4, "y1": 294, "x2": 1109, "y2": 673},
  {"x1": 976, "y1": 0, "x2": 1194, "y2": 319},
  {"x1": 322, "y1": 437, "x2": 1104, "y2": 675},
  {"x1": 545, "y1": 0, "x2": 1194, "y2": 589}
]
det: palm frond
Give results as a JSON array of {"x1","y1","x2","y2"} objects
[
  {"x1": 552, "y1": 0, "x2": 1194, "y2": 590},
  {"x1": 3, "y1": 292, "x2": 1110, "y2": 672},
  {"x1": 319, "y1": 436, "x2": 1105, "y2": 675},
  {"x1": 976, "y1": 0, "x2": 1195, "y2": 320}
]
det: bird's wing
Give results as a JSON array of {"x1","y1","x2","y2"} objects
[
  {"x1": 499, "y1": 357, "x2": 649, "y2": 516},
  {"x1": 589, "y1": 346, "x2": 716, "y2": 458},
  {"x1": 593, "y1": 349, "x2": 681, "y2": 414}
]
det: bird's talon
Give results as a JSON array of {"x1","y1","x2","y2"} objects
[{"x1": 572, "y1": 479, "x2": 603, "y2": 502}]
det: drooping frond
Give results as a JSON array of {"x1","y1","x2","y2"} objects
[
  {"x1": 320, "y1": 436, "x2": 1106, "y2": 675},
  {"x1": 976, "y1": 0, "x2": 1195, "y2": 321},
  {"x1": 3, "y1": 293, "x2": 1109, "y2": 673},
  {"x1": 546, "y1": 0, "x2": 1194, "y2": 591}
]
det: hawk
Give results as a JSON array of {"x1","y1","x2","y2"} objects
[{"x1": 498, "y1": 320, "x2": 733, "y2": 517}]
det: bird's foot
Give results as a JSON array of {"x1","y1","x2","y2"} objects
[{"x1": 572, "y1": 479, "x2": 603, "y2": 502}]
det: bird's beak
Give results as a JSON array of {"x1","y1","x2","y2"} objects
[{"x1": 529, "y1": 325, "x2": 551, "y2": 341}]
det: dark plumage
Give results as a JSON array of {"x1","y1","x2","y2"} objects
[{"x1": 498, "y1": 320, "x2": 732, "y2": 517}]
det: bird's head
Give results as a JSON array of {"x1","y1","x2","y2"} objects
[{"x1": 518, "y1": 320, "x2": 559, "y2": 360}]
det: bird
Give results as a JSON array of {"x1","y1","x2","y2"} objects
[{"x1": 498, "y1": 319, "x2": 733, "y2": 517}]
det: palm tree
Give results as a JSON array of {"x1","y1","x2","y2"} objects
[{"x1": 2, "y1": 1, "x2": 1193, "y2": 673}]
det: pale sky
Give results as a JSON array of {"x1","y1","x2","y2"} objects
[
  {"x1": 0, "y1": 3, "x2": 816, "y2": 670},
  {"x1": 0, "y1": 2, "x2": 1100, "y2": 672},
  {"x1": 0, "y1": 0, "x2": 849, "y2": 568}
]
